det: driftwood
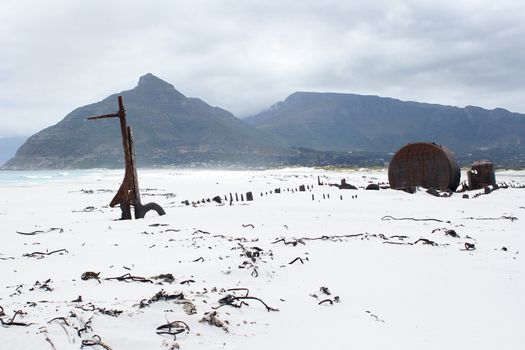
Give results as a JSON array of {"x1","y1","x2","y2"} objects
[
  {"x1": 272, "y1": 233, "x2": 367, "y2": 246},
  {"x1": 16, "y1": 227, "x2": 64, "y2": 235},
  {"x1": 72, "y1": 206, "x2": 102, "y2": 213},
  {"x1": 194, "y1": 229, "x2": 211, "y2": 235},
  {"x1": 105, "y1": 273, "x2": 153, "y2": 283},
  {"x1": 235, "y1": 243, "x2": 270, "y2": 278},
  {"x1": 31, "y1": 279, "x2": 53, "y2": 292},
  {"x1": 445, "y1": 229, "x2": 460, "y2": 238},
  {"x1": 381, "y1": 215, "x2": 450, "y2": 223},
  {"x1": 237, "y1": 244, "x2": 264, "y2": 261},
  {"x1": 161, "y1": 229, "x2": 181, "y2": 233},
  {"x1": 23, "y1": 249, "x2": 68, "y2": 258},
  {"x1": 139, "y1": 290, "x2": 185, "y2": 308},
  {"x1": 76, "y1": 304, "x2": 96, "y2": 311},
  {"x1": 217, "y1": 295, "x2": 277, "y2": 312},
  {"x1": 303, "y1": 233, "x2": 365, "y2": 242},
  {"x1": 271, "y1": 238, "x2": 305, "y2": 246},
  {"x1": 151, "y1": 273, "x2": 175, "y2": 283},
  {"x1": 0, "y1": 310, "x2": 33, "y2": 327},
  {"x1": 69, "y1": 312, "x2": 93, "y2": 338},
  {"x1": 210, "y1": 232, "x2": 257, "y2": 242},
  {"x1": 155, "y1": 320, "x2": 190, "y2": 339},
  {"x1": 6, "y1": 284, "x2": 23, "y2": 297},
  {"x1": 413, "y1": 238, "x2": 439, "y2": 246},
  {"x1": 289, "y1": 257, "x2": 305, "y2": 264},
  {"x1": 213, "y1": 289, "x2": 278, "y2": 312},
  {"x1": 389, "y1": 235, "x2": 409, "y2": 240},
  {"x1": 75, "y1": 303, "x2": 123, "y2": 317},
  {"x1": 320, "y1": 287, "x2": 331, "y2": 295},
  {"x1": 94, "y1": 308, "x2": 122, "y2": 317},
  {"x1": 179, "y1": 279, "x2": 195, "y2": 285},
  {"x1": 226, "y1": 288, "x2": 250, "y2": 297},
  {"x1": 81, "y1": 335, "x2": 113, "y2": 350},
  {"x1": 200, "y1": 311, "x2": 229, "y2": 332},
  {"x1": 383, "y1": 238, "x2": 441, "y2": 246},
  {"x1": 81, "y1": 271, "x2": 101, "y2": 282},
  {"x1": 47, "y1": 317, "x2": 71, "y2": 327},
  {"x1": 382, "y1": 241, "x2": 409, "y2": 245},
  {"x1": 80, "y1": 189, "x2": 113, "y2": 194},
  {"x1": 463, "y1": 242, "x2": 476, "y2": 251},
  {"x1": 366, "y1": 310, "x2": 385, "y2": 323},
  {"x1": 316, "y1": 287, "x2": 339, "y2": 305},
  {"x1": 464, "y1": 215, "x2": 518, "y2": 222}
]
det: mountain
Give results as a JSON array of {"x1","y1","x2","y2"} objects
[
  {"x1": 3, "y1": 74, "x2": 291, "y2": 169},
  {"x1": 245, "y1": 92, "x2": 525, "y2": 163},
  {"x1": 0, "y1": 136, "x2": 28, "y2": 166},
  {"x1": 6, "y1": 80, "x2": 525, "y2": 170}
]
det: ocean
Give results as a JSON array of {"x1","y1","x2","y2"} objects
[{"x1": 0, "y1": 169, "x2": 121, "y2": 186}]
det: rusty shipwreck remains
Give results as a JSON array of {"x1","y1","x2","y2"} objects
[
  {"x1": 467, "y1": 160, "x2": 496, "y2": 190},
  {"x1": 388, "y1": 142, "x2": 461, "y2": 192},
  {"x1": 88, "y1": 96, "x2": 166, "y2": 220}
]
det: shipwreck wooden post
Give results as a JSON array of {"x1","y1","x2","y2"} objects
[{"x1": 87, "y1": 96, "x2": 166, "y2": 220}]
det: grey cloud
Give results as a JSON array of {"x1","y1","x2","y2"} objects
[{"x1": 1, "y1": 0, "x2": 525, "y2": 136}]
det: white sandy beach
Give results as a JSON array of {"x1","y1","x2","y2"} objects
[{"x1": 1, "y1": 168, "x2": 524, "y2": 350}]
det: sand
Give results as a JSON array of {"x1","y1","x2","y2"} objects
[{"x1": 1, "y1": 168, "x2": 524, "y2": 349}]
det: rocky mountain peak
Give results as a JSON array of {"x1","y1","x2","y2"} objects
[
  {"x1": 135, "y1": 73, "x2": 185, "y2": 100},
  {"x1": 2, "y1": 74, "x2": 289, "y2": 169}
]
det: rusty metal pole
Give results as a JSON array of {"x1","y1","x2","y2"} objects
[{"x1": 87, "y1": 96, "x2": 165, "y2": 220}]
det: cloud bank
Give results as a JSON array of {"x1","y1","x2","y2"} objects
[{"x1": 1, "y1": 0, "x2": 524, "y2": 136}]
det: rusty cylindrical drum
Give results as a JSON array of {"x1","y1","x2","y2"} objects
[
  {"x1": 467, "y1": 160, "x2": 496, "y2": 190},
  {"x1": 388, "y1": 142, "x2": 461, "y2": 192}
]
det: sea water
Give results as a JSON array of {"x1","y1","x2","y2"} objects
[{"x1": 0, "y1": 169, "x2": 120, "y2": 186}]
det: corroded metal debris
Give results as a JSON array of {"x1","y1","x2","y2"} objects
[
  {"x1": 87, "y1": 96, "x2": 165, "y2": 220},
  {"x1": 467, "y1": 160, "x2": 496, "y2": 190},
  {"x1": 388, "y1": 142, "x2": 460, "y2": 192}
]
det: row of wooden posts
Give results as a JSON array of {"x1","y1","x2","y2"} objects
[
  {"x1": 180, "y1": 180, "x2": 370, "y2": 207},
  {"x1": 181, "y1": 183, "x2": 314, "y2": 206}
]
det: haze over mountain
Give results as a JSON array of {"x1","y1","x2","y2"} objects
[
  {"x1": 4, "y1": 75, "x2": 525, "y2": 170},
  {"x1": 0, "y1": 136, "x2": 27, "y2": 166},
  {"x1": 3, "y1": 74, "x2": 292, "y2": 169},
  {"x1": 245, "y1": 91, "x2": 525, "y2": 163}
]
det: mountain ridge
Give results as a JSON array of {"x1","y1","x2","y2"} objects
[
  {"x1": 4, "y1": 76, "x2": 525, "y2": 169},
  {"x1": 3, "y1": 74, "x2": 292, "y2": 169},
  {"x1": 244, "y1": 91, "x2": 525, "y2": 158}
]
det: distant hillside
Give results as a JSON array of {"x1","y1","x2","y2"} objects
[
  {"x1": 0, "y1": 136, "x2": 27, "y2": 166},
  {"x1": 245, "y1": 92, "x2": 525, "y2": 164},
  {"x1": 3, "y1": 74, "x2": 291, "y2": 169},
  {"x1": 5, "y1": 80, "x2": 525, "y2": 170}
]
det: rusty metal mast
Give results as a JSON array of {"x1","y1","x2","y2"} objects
[{"x1": 87, "y1": 96, "x2": 165, "y2": 220}]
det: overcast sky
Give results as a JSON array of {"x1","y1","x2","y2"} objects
[{"x1": 1, "y1": 0, "x2": 525, "y2": 137}]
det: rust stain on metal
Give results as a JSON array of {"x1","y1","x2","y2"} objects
[
  {"x1": 388, "y1": 142, "x2": 460, "y2": 192},
  {"x1": 467, "y1": 160, "x2": 496, "y2": 190},
  {"x1": 87, "y1": 96, "x2": 166, "y2": 220}
]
